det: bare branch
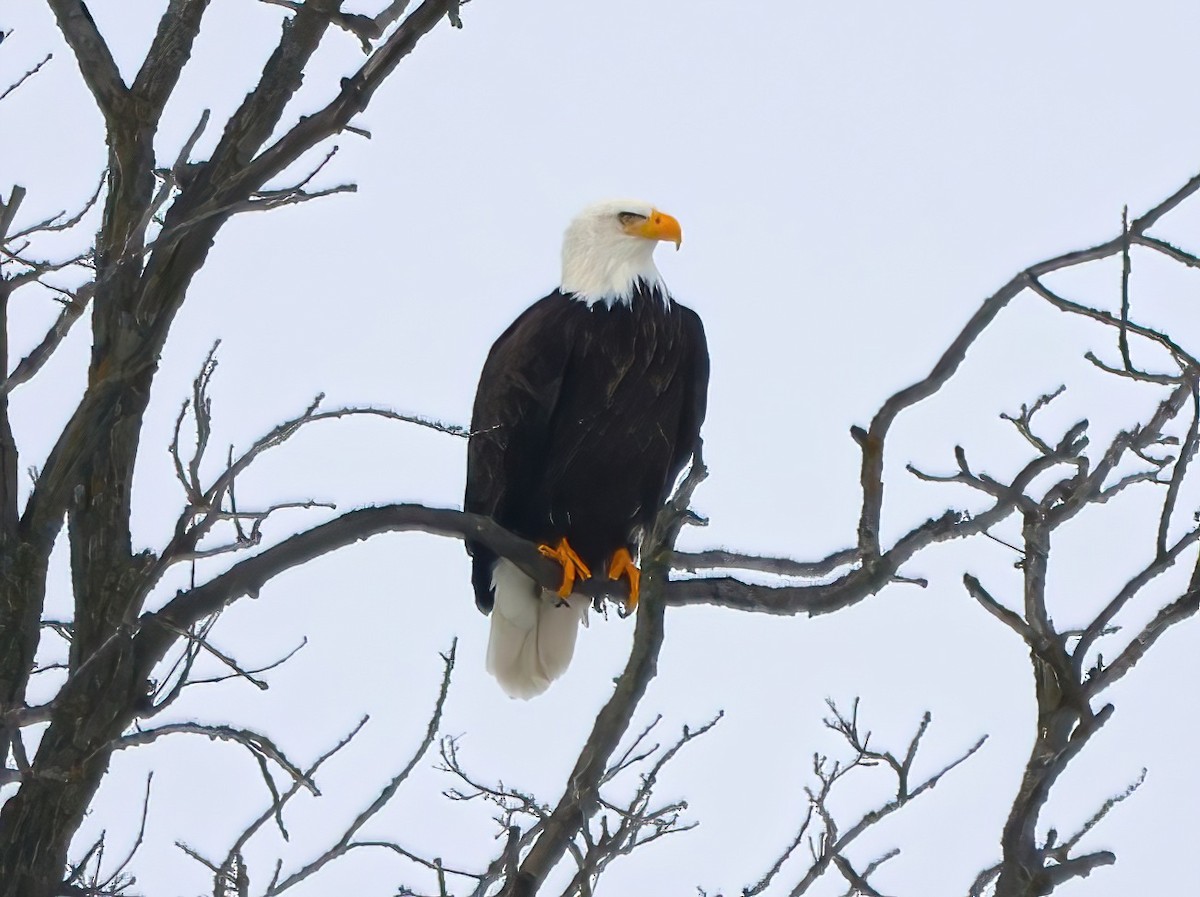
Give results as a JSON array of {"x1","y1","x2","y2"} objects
[
  {"x1": 95, "y1": 773, "x2": 153, "y2": 892},
  {"x1": 847, "y1": 161, "x2": 1200, "y2": 561},
  {"x1": 1028, "y1": 277, "x2": 1200, "y2": 372},
  {"x1": 135, "y1": 504, "x2": 577, "y2": 673},
  {"x1": 1052, "y1": 768, "x2": 1146, "y2": 861},
  {"x1": 176, "y1": 841, "x2": 222, "y2": 876},
  {"x1": 150, "y1": 618, "x2": 276, "y2": 692},
  {"x1": 231, "y1": 0, "x2": 460, "y2": 196},
  {"x1": 0, "y1": 285, "x2": 93, "y2": 396},
  {"x1": 1084, "y1": 350, "x2": 1181, "y2": 385},
  {"x1": 0, "y1": 53, "x2": 52, "y2": 103},
  {"x1": 195, "y1": 0, "x2": 345, "y2": 191},
  {"x1": 440, "y1": 708, "x2": 718, "y2": 897},
  {"x1": 45, "y1": 0, "x2": 130, "y2": 125},
  {"x1": 564, "y1": 713, "x2": 723, "y2": 890},
  {"x1": 150, "y1": 178, "x2": 358, "y2": 248},
  {"x1": 259, "y1": 0, "x2": 385, "y2": 52},
  {"x1": 180, "y1": 636, "x2": 306, "y2": 691},
  {"x1": 114, "y1": 722, "x2": 317, "y2": 812},
  {"x1": 8, "y1": 172, "x2": 104, "y2": 240},
  {"x1": 1134, "y1": 233, "x2": 1200, "y2": 269},
  {"x1": 968, "y1": 864, "x2": 1002, "y2": 897},
  {"x1": 1075, "y1": 525, "x2": 1200, "y2": 668},
  {"x1": 375, "y1": 0, "x2": 414, "y2": 32},
  {"x1": 156, "y1": 355, "x2": 466, "y2": 579},
  {"x1": 213, "y1": 716, "x2": 370, "y2": 882},
  {"x1": 1158, "y1": 381, "x2": 1200, "y2": 556},
  {"x1": 1039, "y1": 851, "x2": 1116, "y2": 890},
  {"x1": 140, "y1": 615, "x2": 216, "y2": 717},
  {"x1": 599, "y1": 715, "x2": 663, "y2": 785},
  {"x1": 131, "y1": 0, "x2": 212, "y2": 115},
  {"x1": 1119, "y1": 206, "x2": 1133, "y2": 372},
  {"x1": 834, "y1": 850, "x2": 900, "y2": 897},
  {"x1": 1044, "y1": 379, "x2": 1194, "y2": 529},
  {"x1": 0, "y1": 186, "x2": 26, "y2": 243},
  {"x1": 741, "y1": 807, "x2": 813, "y2": 897},
  {"x1": 667, "y1": 438, "x2": 1070, "y2": 616},
  {"x1": 999, "y1": 386, "x2": 1066, "y2": 455},
  {"x1": 832, "y1": 854, "x2": 894, "y2": 897},
  {"x1": 265, "y1": 641, "x2": 456, "y2": 894},
  {"x1": 670, "y1": 546, "x2": 857, "y2": 579},
  {"x1": 851, "y1": 173, "x2": 1200, "y2": 578},
  {"x1": 1, "y1": 245, "x2": 95, "y2": 289},
  {"x1": 1088, "y1": 564, "x2": 1200, "y2": 694},
  {"x1": 964, "y1": 573, "x2": 1036, "y2": 647},
  {"x1": 738, "y1": 701, "x2": 984, "y2": 897},
  {"x1": 2, "y1": 702, "x2": 53, "y2": 729}
]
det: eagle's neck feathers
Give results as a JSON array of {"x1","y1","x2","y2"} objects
[{"x1": 560, "y1": 219, "x2": 669, "y2": 308}]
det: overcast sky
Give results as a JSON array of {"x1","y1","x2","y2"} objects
[{"x1": 3, "y1": 2, "x2": 1200, "y2": 895}]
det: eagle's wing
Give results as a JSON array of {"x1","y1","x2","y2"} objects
[
  {"x1": 669, "y1": 304, "x2": 710, "y2": 487},
  {"x1": 465, "y1": 293, "x2": 576, "y2": 610}
]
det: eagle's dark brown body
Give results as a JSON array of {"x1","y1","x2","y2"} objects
[{"x1": 465, "y1": 281, "x2": 709, "y2": 612}]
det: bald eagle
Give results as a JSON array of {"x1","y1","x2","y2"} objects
[{"x1": 465, "y1": 200, "x2": 709, "y2": 699}]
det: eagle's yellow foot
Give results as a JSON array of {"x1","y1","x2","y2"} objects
[
  {"x1": 607, "y1": 547, "x2": 641, "y2": 613},
  {"x1": 538, "y1": 537, "x2": 592, "y2": 598}
]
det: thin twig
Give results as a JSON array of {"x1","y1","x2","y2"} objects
[
  {"x1": 265, "y1": 641, "x2": 457, "y2": 894},
  {"x1": 0, "y1": 53, "x2": 52, "y2": 102}
]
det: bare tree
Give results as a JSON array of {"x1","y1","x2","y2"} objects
[
  {"x1": 2, "y1": 5, "x2": 1199, "y2": 897},
  {"x1": 0, "y1": 3, "x2": 472, "y2": 894}
]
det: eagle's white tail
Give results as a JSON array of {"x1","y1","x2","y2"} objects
[{"x1": 485, "y1": 559, "x2": 587, "y2": 699}]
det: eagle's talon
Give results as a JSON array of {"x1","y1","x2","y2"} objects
[
  {"x1": 538, "y1": 537, "x2": 591, "y2": 598},
  {"x1": 607, "y1": 547, "x2": 640, "y2": 613}
]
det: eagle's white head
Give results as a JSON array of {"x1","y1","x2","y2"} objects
[{"x1": 560, "y1": 199, "x2": 682, "y2": 307}]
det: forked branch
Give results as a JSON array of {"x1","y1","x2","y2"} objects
[{"x1": 736, "y1": 699, "x2": 984, "y2": 897}]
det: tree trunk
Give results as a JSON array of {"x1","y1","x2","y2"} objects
[
  {"x1": 993, "y1": 653, "x2": 1083, "y2": 897},
  {"x1": 0, "y1": 635, "x2": 143, "y2": 897}
]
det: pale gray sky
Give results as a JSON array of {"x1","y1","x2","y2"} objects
[{"x1": 3, "y1": 2, "x2": 1200, "y2": 895}]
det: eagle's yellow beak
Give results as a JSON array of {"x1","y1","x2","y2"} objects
[{"x1": 635, "y1": 209, "x2": 682, "y2": 250}]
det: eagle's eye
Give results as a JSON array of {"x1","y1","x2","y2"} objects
[{"x1": 617, "y1": 211, "x2": 647, "y2": 226}]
